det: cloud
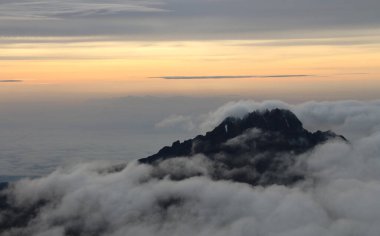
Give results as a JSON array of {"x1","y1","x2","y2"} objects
[
  {"x1": 1, "y1": 100, "x2": 380, "y2": 235},
  {"x1": 154, "y1": 75, "x2": 312, "y2": 80},
  {"x1": 238, "y1": 37, "x2": 380, "y2": 47},
  {"x1": 155, "y1": 115, "x2": 195, "y2": 131},
  {"x1": 2, "y1": 115, "x2": 380, "y2": 236},
  {"x1": 0, "y1": 0, "x2": 380, "y2": 40},
  {"x1": 1, "y1": 97, "x2": 378, "y2": 179},
  {"x1": 0, "y1": 96, "x2": 234, "y2": 177},
  {"x1": 0, "y1": 0, "x2": 166, "y2": 20},
  {"x1": 197, "y1": 100, "x2": 380, "y2": 141},
  {"x1": 0, "y1": 80, "x2": 22, "y2": 83},
  {"x1": 198, "y1": 100, "x2": 291, "y2": 131}
]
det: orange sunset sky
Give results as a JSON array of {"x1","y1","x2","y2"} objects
[{"x1": 1, "y1": 0, "x2": 380, "y2": 101}]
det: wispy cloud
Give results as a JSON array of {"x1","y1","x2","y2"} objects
[
  {"x1": 0, "y1": 0, "x2": 166, "y2": 20},
  {"x1": 0, "y1": 0, "x2": 379, "y2": 40},
  {"x1": 154, "y1": 75, "x2": 313, "y2": 80},
  {"x1": 238, "y1": 37, "x2": 380, "y2": 47},
  {"x1": 0, "y1": 79, "x2": 23, "y2": 83}
]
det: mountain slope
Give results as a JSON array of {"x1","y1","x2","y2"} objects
[{"x1": 140, "y1": 108, "x2": 346, "y2": 186}]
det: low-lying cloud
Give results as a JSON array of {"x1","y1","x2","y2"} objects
[{"x1": 1, "y1": 100, "x2": 380, "y2": 236}]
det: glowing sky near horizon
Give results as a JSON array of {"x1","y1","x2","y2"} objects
[{"x1": 1, "y1": 0, "x2": 380, "y2": 101}]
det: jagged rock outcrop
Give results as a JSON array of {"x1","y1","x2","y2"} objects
[{"x1": 140, "y1": 108, "x2": 346, "y2": 186}]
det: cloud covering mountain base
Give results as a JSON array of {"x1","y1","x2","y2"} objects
[{"x1": 1, "y1": 100, "x2": 380, "y2": 236}]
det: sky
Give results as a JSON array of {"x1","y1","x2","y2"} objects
[
  {"x1": 0, "y1": 0, "x2": 380, "y2": 177},
  {"x1": 0, "y1": 0, "x2": 380, "y2": 101},
  {"x1": 1, "y1": 2, "x2": 380, "y2": 234}
]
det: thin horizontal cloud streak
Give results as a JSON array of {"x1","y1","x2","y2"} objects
[
  {"x1": 0, "y1": 55, "x2": 127, "y2": 61},
  {"x1": 0, "y1": 80, "x2": 23, "y2": 83},
  {"x1": 239, "y1": 38, "x2": 380, "y2": 47},
  {"x1": 155, "y1": 75, "x2": 313, "y2": 80}
]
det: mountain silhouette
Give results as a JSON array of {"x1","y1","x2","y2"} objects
[{"x1": 139, "y1": 108, "x2": 347, "y2": 186}]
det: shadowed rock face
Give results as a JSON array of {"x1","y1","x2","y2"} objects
[{"x1": 140, "y1": 108, "x2": 346, "y2": 186}]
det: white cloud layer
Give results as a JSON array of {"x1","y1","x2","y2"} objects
[{"x1": 1, "y1": 100, "x2": 380, "y2": 235}]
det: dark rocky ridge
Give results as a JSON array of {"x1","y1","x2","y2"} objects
[{"x1": 140, "y1": 108, "x2": 346, "y2": 186}]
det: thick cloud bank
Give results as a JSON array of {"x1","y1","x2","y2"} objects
[{"x1": 1, "y1": 100, "x2": 380, "y2": 236}]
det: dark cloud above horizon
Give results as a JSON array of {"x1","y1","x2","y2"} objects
[
  {"x1": 155, "y1": 75, "x2": 313, "y2": 80},
  {"x1": 0, "y1": 0, "x2": 379, "y2": 41}
]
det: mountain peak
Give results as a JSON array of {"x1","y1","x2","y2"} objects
[
  {"x1": 139, "y1": 108, "x2": 346, "y2": 186},
  {"x1": 215, "y1": 108, "x2": 304, "y2": 137}
]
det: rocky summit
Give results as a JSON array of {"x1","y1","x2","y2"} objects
[{"x1": 139, "y1": 108, "x2": 347, "y2": 186}]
